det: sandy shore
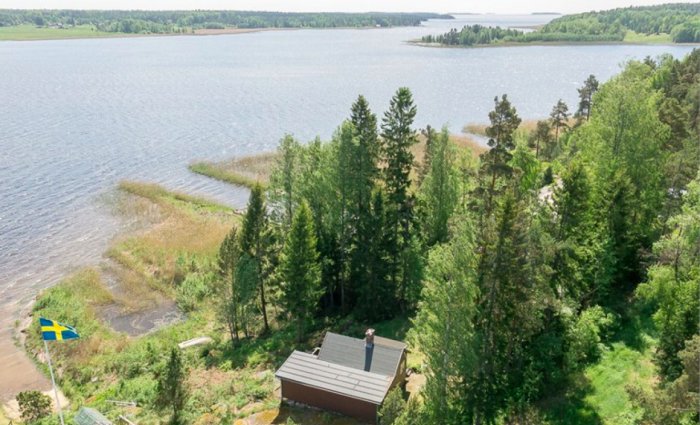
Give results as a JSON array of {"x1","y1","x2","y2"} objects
[{"x1": 0, "y1": 302, "x2": 52, "y2": 415}]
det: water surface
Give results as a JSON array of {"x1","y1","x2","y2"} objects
[{"x1": 0, "y1": 14, "x2": 695, "y2": 314}]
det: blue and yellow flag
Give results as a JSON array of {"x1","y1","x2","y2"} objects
[{"x1": 40, "y1": 318, "x2": 79, "y2": 341}]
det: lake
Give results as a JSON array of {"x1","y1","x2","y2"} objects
[{"x1": 0, "y1": 14, "x2": 695, "y2": 315}]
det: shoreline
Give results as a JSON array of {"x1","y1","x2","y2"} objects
[
  {"x1": 407, "y1": 39, "x2": 700, "y2": 49},
  {"x1": 0, "y1": 24, "x2": 400, "y2": 42},
  {"x1": 0, "y1": 27, "x2": 285, "y2": 43}
]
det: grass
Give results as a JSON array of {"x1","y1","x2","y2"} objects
[
  {"x1": 24, "y1": 179, "x2": 364, "y2": 424},
  {"x1": 118, "y1": 180, "x2": 232, "y2": 214},
  {"x1": 542, "y1": 309, "x2": 658, "y2": 425},
  {"x1": 189, "y1": 157, "x2": 273, "y2": 190},
  {"x1": 0, "y1": 406, "x2": 10, "y2": 425},
  {"x1": 623, "y1": 31, "x2": 673, "y2": 44},
  {"x1": 0, "y1": 24, "x2": 114, "y2": 41},
  {"x1": 464, "y1": 119, "x2": 542, "y2": 138},
  {"x1": 110, "y1": 181, "x2": 237, "y2": 296}
]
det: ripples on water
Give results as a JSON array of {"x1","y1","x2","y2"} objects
[{"x1": 0, "y1": 14, "x2": 695, "y2": 317}]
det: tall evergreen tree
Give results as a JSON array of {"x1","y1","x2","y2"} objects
[
  {"x1": 575, "y1": 74, "x2": 599, "y2": 123},
  {"x1": 528, "y1": 120, "x2": 551, "y2": 160},
  {"x1": 478, "y1": 94, "x2": 522, "y2": 219},
  {"x1": 348, "y1": 95, "x2": 382, "y2": 312},
  {"x1": 280, "y1": 201, "x2": 322, "y2": 342},
  {"x1": 355, "y1": 190, "x2": 394, "y2": 321},
  {"x1": 414, "y1": 219, "x2": 479, "y2": 424},
  {"x1": 381, "y1": 87, "x2": 419, "y2": 307},
  {"x1": 218, "y1": 226, "x2": 243, "y2": 344},
  {"x1": 157, "y1": 348, "x2": 188, "y2": 425},
  {"x1": 418, "y1": 127, "x2": 460, "y2": 246},
  {"x1": 549, "y1": 99, "x2": 570, "y2": 144},
  {"x1": 269, "y1": 134, "x2": 300, "y2": 226},
  {"x1": 419, "y1": 125, "x2": 438, "y2": 184},
  {"x1": 471, "y1": 194, "x2": 551, "y2": 423},
  {"x1": 239, "y1": 183, "x2": 270, "y2": 333}
]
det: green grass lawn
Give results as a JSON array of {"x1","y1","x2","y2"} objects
[
  {"x1": 623, "y1": 31, "x2": 673, "y2": 44},
  {"x1": 0, "y1": 24, "x2": 114, "y2": 41}
]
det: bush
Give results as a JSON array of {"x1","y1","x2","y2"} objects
[
  {"x1": 565, "y1": 306, "x2": 617, "y2": 369},
  {"x1": 379, "y1": 387, "x2": 406, "y2": 425},
  {"x1": 176, "y1": 271, "x2": 216, "y2": 312},
  {"x1": 17, "y1": 390, "x2": 52, "y2": 423}
]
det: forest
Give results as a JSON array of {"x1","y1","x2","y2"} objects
[
  {"x1": 422, "y1": 3, "x2": 700, "y2": 46},
  {"x1": 20, "y1": 49, "x2": 699, "y2": 424},
  {"x1": 0, "y1": 10, "x2": 451, "y2": 34}
]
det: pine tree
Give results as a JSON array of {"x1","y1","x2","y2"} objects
[
  {"x1": 575, "y1": 74, "x2": 599, "y2": 123},
  {"x1": 157, "y1": 348, "x2": 188, "y2": 425},
  {"x1": 528, "y1": 120, "x2": 552, "y2": 160},
  {"x1": 478, "y1": 94, "x2": 522, "y2": 219},
  {"x1": 280, "y1": 201, "x2": 322, "y2": 342},
  {"x1": 549, "y1": 99, "x2": 570, "y2": 144}
]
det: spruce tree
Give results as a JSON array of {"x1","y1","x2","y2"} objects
[
  {"x1": 280, "y1": 201, "x2": 322, "y2": 342},
  {"x1": 239, "y1": 184, "x2": 270, "y2": 334},
  {"x1": 418, "y1": 127, "x2": 459, "y2": 246},
  {"x1": 381, "y1": 87, "x2": 419, "y2": 307},
  {"x1": 218, "y1": 226, "x2": 242, "y2": 344},
  {"x1": 348, "y1": 95, "x2": 381, "y2": 312},
  {"x1": 355, "y1": 190, "x2": 394, "y2": 321},
  {"x1": 157, "y1": 348, "x2": 188, "y2": 425}
]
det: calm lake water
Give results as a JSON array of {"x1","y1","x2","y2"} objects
[{"x1": 0, "y1": 14, "x2": 696, "y2": 314}]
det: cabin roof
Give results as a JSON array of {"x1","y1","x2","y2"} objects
[
  {"x1": 317, "y1": 332, "x2": 405, "y2": 377},
  {"x1": 275, "y1": 350, "x2": 392, "y2": 404}
]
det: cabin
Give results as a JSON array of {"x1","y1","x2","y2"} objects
[{"x1": 275, "y1": 329, "x2": 407, "y2": 424}]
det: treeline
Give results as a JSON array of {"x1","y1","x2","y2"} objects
[
  {"x1": 218, "y1": 49, "x2": 699, "y2": 423},
  {"x1": 0, "y1": 9, "x2": 452, "y2": 34},
  {"x1": 421, "y1": 25, "x2": 524, "y2": 46},
  {"x1": 423, "y1": 3, "x2": 700, "y2": 46},
  {"x1": 542, "y1": 2, "x2": 700, "y2": 42}
]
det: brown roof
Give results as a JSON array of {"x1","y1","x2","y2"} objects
[{"x1": 275, "y1": 351, "x2": 392, "y2": 404}]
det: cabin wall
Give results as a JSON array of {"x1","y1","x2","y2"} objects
[
  {"x1": 390, "y1": 351, "x2": 407, "y2": 390},
  {"x1": 280, "y1": 380, "x2": 378, "y2": 423}
]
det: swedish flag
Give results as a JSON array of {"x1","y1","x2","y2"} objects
[{"x1": 40, "y1": 318, "x2": 79, "y2": 341}]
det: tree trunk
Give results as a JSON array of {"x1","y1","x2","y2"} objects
[{"x1": 259, "y1": 281, "x2": 269, "y2": 334}]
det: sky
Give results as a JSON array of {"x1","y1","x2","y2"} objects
[{"x1": 0, "y1": 0, "x2": 697, "y2": 14}]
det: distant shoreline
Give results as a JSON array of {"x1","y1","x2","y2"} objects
[
  {"x1": 0, "y1": 24, "x2": 402, "y2": 42},
  {"x1": 407, "y1": 39, "x2": 700, "y2": 49}
]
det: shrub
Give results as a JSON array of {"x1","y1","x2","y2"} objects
[
  {"x1": 379, "y1": 387, "x2": 406, "y2": 425},
  {"x1": 565, "y1": 306, "x2": 617, "y2": 369},
  {"x1": 176, "y1": 271, "x2": 216, "y2": 312},
  {"x1": 17, "y1": 390, "x2": 52, "y2": 423}
]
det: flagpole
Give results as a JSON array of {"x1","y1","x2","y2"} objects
[{"x1": 43, "y1": 339, "x2": 65, "y2": 425}]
